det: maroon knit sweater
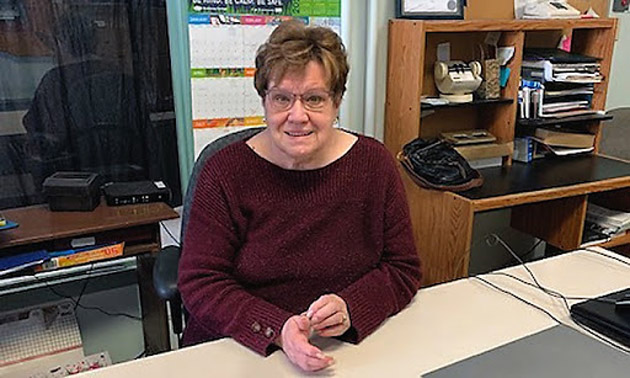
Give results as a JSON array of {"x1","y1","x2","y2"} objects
[{"x1": 178, "y1": 134, "x2": 421, "y2": 356}]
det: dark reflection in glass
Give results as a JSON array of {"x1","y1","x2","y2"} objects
[{"x1": 0, "y1": 1, "x2": 181, "y2": 209}]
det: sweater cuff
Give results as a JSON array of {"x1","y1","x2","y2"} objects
[
  {"x1": 338, "y1": 279, "x2": 391, "y2": 344},
  {"x1": 232, "y1": 299, "x2": 293, "y2": 356}
]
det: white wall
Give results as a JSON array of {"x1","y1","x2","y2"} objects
[{"x1": 607, "y1": 5, "x2": 630, "y2": 109}]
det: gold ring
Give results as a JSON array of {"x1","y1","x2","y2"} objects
[{"x1": 341, "y1": 313, "x2": 347, "y2": 323}]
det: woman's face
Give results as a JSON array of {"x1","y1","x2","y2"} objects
[{"x1": 263, "y1": 60, "x2": 339, "y2": 169}]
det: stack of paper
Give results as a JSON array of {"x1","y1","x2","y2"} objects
[
  {"x1": 533, "y1": 128, "x2": 595, "y2": 148},
  {"x1": 522, "y1": 49, "x2": 603, "y2": 84},
  {"x1": 520, "y1": 49, "x2": 602, "y2": 120},
  {"x1": 586, "y1": 203, "x2": 630, "y2": 237}
]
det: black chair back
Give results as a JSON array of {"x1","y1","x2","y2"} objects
[{"x1": 180, "y1": 127, "x2": 264, "y2": 246}]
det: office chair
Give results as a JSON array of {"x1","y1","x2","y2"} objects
[
  {"x1": 600, "y1": 107, "x2": 630, "y2": 162},
  {"x1": 65, "y1": 71, "x2": 147, "y2": 181},
  {"x1": 153, "y1": 127, "x2": 264, "y2": 348},
  {"x1": 24, "y1": 68, "x2": 148, "y2": 191}
]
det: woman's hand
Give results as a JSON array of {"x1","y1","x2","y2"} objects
[
  {"x1": 306, "y1": 294, "x2": 351, "y2": 338},
  {"x1": 277, "y1": 315, "x2": 334, "y2": 372}
]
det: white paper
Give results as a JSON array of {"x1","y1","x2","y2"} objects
[
  {"x1": 497, "y1": 46, "x2": 515, "y2": 65},
  {"x1": 437, "y1": 42, "x2": 450, "y2": 62},
  {"x1": 405, "y1": 0, "x2": 459, "y2": 13},
  {"x1": 514, "y1": 0, "x2": 538, "y2": 19}
]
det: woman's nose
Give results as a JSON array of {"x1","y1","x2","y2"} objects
[{"x1": 287, "y1": 98, "x2": 309, "y2": 122}]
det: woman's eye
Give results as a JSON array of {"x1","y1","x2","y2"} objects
[
  {"x1": 304, "y1": 95, "x2": 324, "y2": 106},
  {"x1": 273, "y1": 94, "x2": 291, "y2": 104}
]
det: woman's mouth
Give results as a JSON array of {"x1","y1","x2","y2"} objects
[{"x1": 285, "y1": 131, "x2": 313, "y2": 137}]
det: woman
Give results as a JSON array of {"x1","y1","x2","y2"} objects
[{"x1": 178, "y1": 20, "x2": 421, "y2": 372}]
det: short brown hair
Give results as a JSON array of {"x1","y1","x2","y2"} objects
[{"x1": 254, "y1": 20, "x2": 349, "y2": 106}]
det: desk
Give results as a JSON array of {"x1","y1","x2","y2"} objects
[
  {"x1": 79, "y1": 248, "x2": 629, "y2": 377},
  {"x1": 406, "y1": 154, "x2": 630, "y2": 286},
  {"x1": 0, "y1": 202, "x2": 179, "y2": 354}
]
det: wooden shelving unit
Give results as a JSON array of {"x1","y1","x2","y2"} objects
[
  {"x1": 384, "y1": 18, "x2": 630, "y2": 286},
  {"x1": 421, "y1": 97, "x2": 513, "y2": 110}
]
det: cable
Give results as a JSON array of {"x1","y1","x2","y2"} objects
[
  {"x1": 485, "y1": 234, "x2": 548, "y2": 294},
  {"x1": 73, "y1": 263, "x2": 94, "y2": 311},
  {"x1": 478, "y1": 273, "x2": 629, "y2": 354},
  {"x1": 32, "y1": 271, "x2": 142, "y2": 321},
  {"x1": 486, "y1": 271, "x2": 618, "y2": 304},
  {"x1": 474, "y1": 276, "x2": 563, "y2": 324},
  {"x1": 160, "y1": 221, "x2": 181, "y2": 247},
  {"x1": 518, "y1": 238, "x2": 544, "y2": 260},
  {"x1": 484, "y1": 234, "x2": 543, "y2": 262},
  {"x1": 584, "y1": 247, "x2": 630, "y2": 268},
  {"x1": 487, "y1": 234, "x2": 630, "y2": 354}
]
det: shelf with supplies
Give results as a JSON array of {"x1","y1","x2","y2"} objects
[
  {"x1": 584, "y1": 189, "x2": 630, "y2": 253},
  {"x1": 384, "y1": 18, "x2": 630, "y2": 286},
  {"x1": 599, "y1": 232, "x2": 630, "y2": 249},
  {"x1": 0, "y1": 202, "x2": 179, "y2": 354},
  {"x1": 516, "y1": 112, "x2": 613, "y2": 128},
  {"x1": 421, "y1": 97, "x2": 513, "y2": 110}
]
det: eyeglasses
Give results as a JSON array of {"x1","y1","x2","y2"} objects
[{"x1": 265, "y1": 88, "x2": 333, "y2": 112}]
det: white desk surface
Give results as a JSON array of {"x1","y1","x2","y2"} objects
[{"x1": 81, "y1": 248, "x2": 630, "y2": 378}]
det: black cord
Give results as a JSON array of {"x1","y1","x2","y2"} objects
[
  {"x1": 487, "y1": 234, "x2": 630, "y2": 354},
  {"x1": 487, "y1": 272, "x2": 618, "y2": 304},
  {"x1": 519, "y1": 238, "x2": 544, "y2": 260},
  {"x1": 482, "y1": 272, "x2": 630, "y2": 353},
  {"x1": 134, "y1": 349, "x2": 146, "y2": 360},
  {"x1": 160, "y1": 221, "x2": 180, "y2": 247},
  {"x1": 474, "y1": 276, "x2": 564, "y2": 324},
  {"x1": 73, "y1": 263, "x2": 94, "y2": 311},
  {"x1": 485, "y1": 234, "x2": 548, "y2": 294},
  {"x1": 32, "y1": 271, "x2": 142, "y2": 321},
  {"x1": 483, "y1": 234, "x2": 543, "y2": 262},
  {"x1": 584, "y1": 247, "x2": 630, "y2": 268}
]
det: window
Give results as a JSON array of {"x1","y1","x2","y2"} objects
[{"x1": 0, "y1": 0, "x2": 181, "y2": 209}]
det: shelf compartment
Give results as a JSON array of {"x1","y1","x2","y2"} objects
[
  {"x1": 512, "y1": 195, "x2": 587, "y2": 251},
  {"x1": 597, "y1": 231, "x2": 630, "y2": 249},
  {"x1": 408, "y1": 18, "x2": 617, "y2": 33},
  {"x1": 517, "y1": 113, "x2": 613, "y2": 128},
  {"x1": 421, "y1": 97, "x2": 513, "y2": 110},
  {"x1": 457, "y1": 155, "x2": 630, "y2": 212}
]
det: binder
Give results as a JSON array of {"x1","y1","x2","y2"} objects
[{"x1": 0, "y1": 250, "x2": 49, "y2": 277}]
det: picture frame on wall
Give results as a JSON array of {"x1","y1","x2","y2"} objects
[{"x1": 396, "y1": 0, "x2": 465, "y2": 19}]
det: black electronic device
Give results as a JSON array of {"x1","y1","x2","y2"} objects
[
  {"x1": 616, "y1": 294, "x2": 630, "y2": 309},
  {"x1": 570, "y1": 288, "x2": 630, "y2": 347},
  {"x1": 103, "y1": 181, "x2": 171, "y2": 206},
  {"x1": 43, "y1": 172, "x2": 101, "y2": 211}
]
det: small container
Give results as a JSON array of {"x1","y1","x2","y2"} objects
[{"x1": 43, "y1": 172, "x2": 101, "y2": 211}]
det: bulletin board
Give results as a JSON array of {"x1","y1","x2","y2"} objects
[{"x1": 188, "y1": 0, "x2": 341, "y2": 131}]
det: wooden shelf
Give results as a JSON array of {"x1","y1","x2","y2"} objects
[
  {"x1": 421, "y1": 97, "x2": 513, "y2": 110},
  {"x1": 457, "y1": 155, "x2": 630, "y2": 211},
  {"x1": 597, "y1": 232, "x2": 630, "y2": 249},
  {"x1": 395, "y1": 18, "x2": 616, "y2": 33},
  {"x1": 517, "y1": 113, "x2": 613, "y2": 128}
]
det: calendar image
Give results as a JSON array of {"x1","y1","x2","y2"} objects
[{"x1": 188, "y1": 0, "x2": 341, "y2": 130}]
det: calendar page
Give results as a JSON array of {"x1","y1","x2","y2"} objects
[{"x1": 188, "y1": 0, "x2": 340, "y2": 155}]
